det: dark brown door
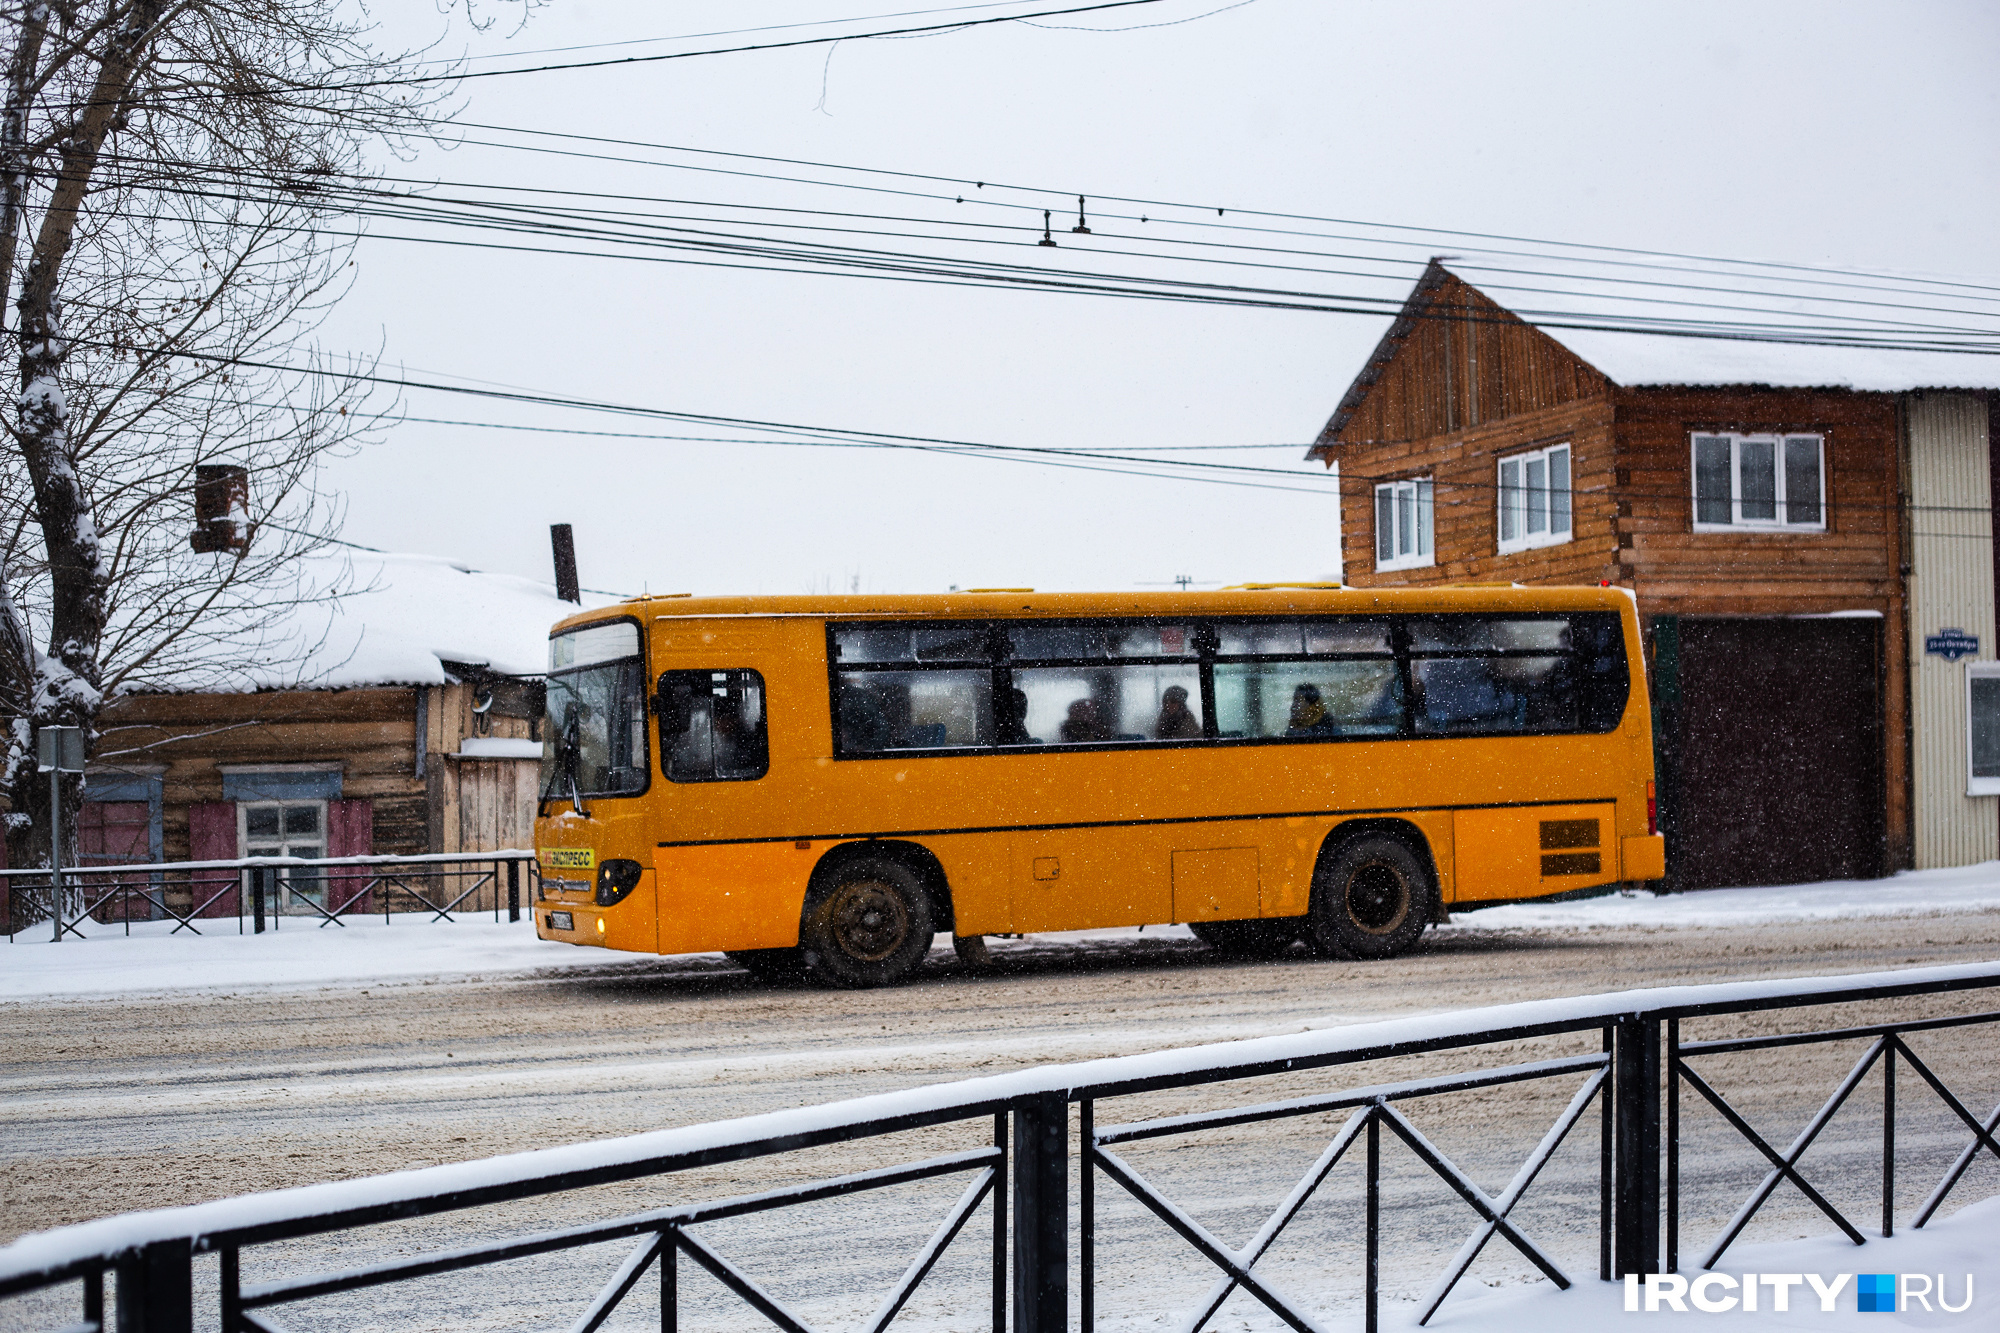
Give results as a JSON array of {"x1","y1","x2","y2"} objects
[{"x1": 1670, "y1": 618, "x2": 1883, "y2": 888}]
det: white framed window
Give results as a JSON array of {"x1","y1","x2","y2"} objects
[
  {"x1": 1968, "y1": 663, "x2": 2000, "y2": 796},
  {"x1": 1691, "y1": 432, "x2": 1826, "y2": 531},
  {"x1": 239, "y1": 799, "x2": 328, "y2": 913},
  {"x1": 1374, "y1": 477, "x2": 1433, "y2": 572},
  {"x1": 1497, "y1": 443, "x2": 1572, "y2": 553}
]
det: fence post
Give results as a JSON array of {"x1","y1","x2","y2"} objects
[
  {"x1": 115, "y1": 1237, "x2": 193, "y2": 1333},
  {"x1": 1613, "y1": 1015, "x2": 1662, "y2": 1277},
  {"x1": 251, "y1": 867, "x2": 267, "y2": 935},
  {"x1": 1012, "y1": 1092, "x2": 1067, "y2": 1333},
  {"x1": 507, "y1": 859, "x2": 521, "y2": 924}
]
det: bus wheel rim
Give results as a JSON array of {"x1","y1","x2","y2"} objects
[
  {"x1": 828, "y1": 879, "x2": 909, "y2": 962},
  {"x1": 1346, "y1": 862, "x2": 1409, "y2": 935}
]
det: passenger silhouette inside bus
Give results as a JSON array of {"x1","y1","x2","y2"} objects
[
  {"x1": 1060, "y1": 699, "x2": 1112, "y2": 743},
  {"x1": 1155, "y1": 685, "x2": 1202, "y2": 739}
]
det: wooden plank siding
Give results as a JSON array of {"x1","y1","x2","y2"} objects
[
  {"x1": 1327, "y1": 271, "x2": 1610, "y2": 450},
  {"x1": 424, "y1": 680, "x2": 540, "y2": 857}
]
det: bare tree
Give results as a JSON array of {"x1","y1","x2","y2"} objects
[{"x1": 0, "y1": 1, "x2": 504, "y2": 883}]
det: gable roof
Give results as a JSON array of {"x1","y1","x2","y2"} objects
[{"x1": 1311, "y1": 256, "x2": 2000, "y2": 456}]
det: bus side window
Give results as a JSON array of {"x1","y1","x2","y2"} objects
[
  {"x1": 659, "y1": 670, "x2": 769, "y2": 781},
  {"x1": 1405, "y1": 613, "x2": 1627, "y2": 736},
  {"x1": 835, "y1": 669, "x2": 993, "y2": 752}
]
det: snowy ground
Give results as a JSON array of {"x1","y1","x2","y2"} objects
[
  {"x1": 4, "y1": 881, "x2": 1997, "y2": 1332},
  {"x1": 8, "y1": 861, "x2": 2000, "y2": 1001}
]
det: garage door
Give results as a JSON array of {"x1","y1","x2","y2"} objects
[{"x1": 1658, "y1": 617, "x2": 1885, "y2": 889}]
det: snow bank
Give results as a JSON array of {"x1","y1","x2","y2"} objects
[
  {"x1": 1455, "y1": 861, "x2": 2000, "y2": 931},
  {"x1": 0, "y1": 913, "x2": 610, "y2": 1000}
]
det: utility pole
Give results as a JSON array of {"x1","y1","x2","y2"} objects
[{"x1": 37, "y1": 726, "x2": 85, "y2": 942}]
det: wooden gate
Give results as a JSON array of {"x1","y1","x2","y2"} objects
[
  {"x1": 454, "y1": 758, "x2": 540, "y2": 855},
  {"x1": 1655, "y1": 617, "x2": 1885, "y2": 889}
]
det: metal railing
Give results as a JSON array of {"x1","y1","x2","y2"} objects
[
  {"x1": 1, "y1": 961, "x2": 1996, "y2": 1333},
  {"x1": 2, "y1": 851, "x2": 538, "y2": 940}
]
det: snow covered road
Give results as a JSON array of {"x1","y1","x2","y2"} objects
[{"x1": 3, "y1": 875, "x2": 1999, "y2": 1330}]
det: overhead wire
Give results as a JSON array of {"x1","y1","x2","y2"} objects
[
  {"x1": 117, "y1": 161, "x2": 2000, "y2": 333},
  {"x1": 69, "y1": 155, "x2": 2000, "y2": 348}
]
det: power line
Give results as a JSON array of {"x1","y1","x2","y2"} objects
[
  {"x1": 101, "y1": 160, "x2": 2000, "y2": 337},
  {"x1": 428, "y1": 120, "x2": 2000, "y2": 302},
  {"x1": 431, "y1": 1, "x2": 1093, "y2": 66},
  {"x1": 70, "y1": 165, "x2": 2000, "y2": 348}
]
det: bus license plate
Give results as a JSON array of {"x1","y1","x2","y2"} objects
[{"x1": 547, "y1": 911, "x2": 574, "y2": 931}]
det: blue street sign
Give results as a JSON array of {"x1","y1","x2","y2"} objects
[{"x1": 1925, "y1": 628, "x2": 1980, "y2": 661}]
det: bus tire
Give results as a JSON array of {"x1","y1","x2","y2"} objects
[
  {"x1": 1305, "y1": 835, "x2": 1432, "y2": 961},
  {"x1": 800, "y1": 857, "x2": 937, "y2": 988},
  {"x1": 725, "y1": 947, "x2": 806, "y2": 984},
  {"x1": 1189, "y1": 919, "x2": 1300, "y2": 958}
]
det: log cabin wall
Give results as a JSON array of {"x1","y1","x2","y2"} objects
[
  {"x1": 96, "y1": 687, "x2": 426, "y2": 861},
  {"x1": 1610, "y1": 387, "x2": 1903, "y2": 615},
  {"x1": 1336, "y1": 395, "x2": 1619, "y2": 589},
  {"x1": 1325, "y1": 272, "x2": 1620, "y2": 589}
]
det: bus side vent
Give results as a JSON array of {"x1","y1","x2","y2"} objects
[{"x1": 1539, "y1": 819, "x2": 1600, "y2": 876}]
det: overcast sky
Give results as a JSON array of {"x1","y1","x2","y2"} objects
[{"x1": 314, "y1": 0, "x2": 2000, "y2": 598}]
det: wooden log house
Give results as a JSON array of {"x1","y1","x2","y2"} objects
[
  {"x1": 1309, "y1": 261, "x2": 2000, "y2": 888},
  {"x1": 4, "y1": 553, "x2": 585, "y2": 925}
]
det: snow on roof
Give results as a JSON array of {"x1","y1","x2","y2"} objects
[
  {"x1": 1440, "y1": 255, "x2": 2000, "y2": 392},
  {"x1": 173, "y1": 552, "x2": 611, "y2": 693}
]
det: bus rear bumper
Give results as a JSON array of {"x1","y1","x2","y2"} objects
[{"x1": 1621, "y1": 834, "x2": 1667, "y2": 882}]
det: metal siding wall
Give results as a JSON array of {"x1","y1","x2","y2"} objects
[{"x1": 1907, "y1": 393, "x2": 1997, "y2": 869}]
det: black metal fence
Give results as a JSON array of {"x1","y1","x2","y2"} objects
[
  {"x1": 0, "y1": 961, "x2": 1995, "y2": 1333},
  {"x1": 1, "y1": 851, "x2": 537, "y2": 940}
]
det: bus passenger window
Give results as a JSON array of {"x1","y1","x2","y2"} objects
[
  {"x1": 1404, "y1": 613, "x2": 1627, "y2": 736},
  {"x1": 835, "y1": 669, "x2": 993, "y2": 753},
  {"x1": 1011, "y1": 663, "x2": 1201, "y2": 745},
  {"x1": 659, "y1": 670, "x2": 769, "y2": 781},
  {"x1": 1213, "y1": 660, "x2": 1404, "y2": 739}
]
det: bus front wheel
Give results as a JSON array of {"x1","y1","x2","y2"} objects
[
  {"x1": 800, "y1": 857, "x2": 937, "y2": 987},
  {"x1": 1305, "y1": 835, "x2": 1432, "y2": 961}
]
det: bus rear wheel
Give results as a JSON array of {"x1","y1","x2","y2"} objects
[
  {"x1": 800, "y1": 857, "x2": 937, "y2": 988},
  {"x1": 1305, "y1": 835, "x2": 1432, "y2": 961}
]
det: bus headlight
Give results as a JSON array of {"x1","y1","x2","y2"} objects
[{"x1": 595, "y1": 859, "x2": 643, "y2": 906}]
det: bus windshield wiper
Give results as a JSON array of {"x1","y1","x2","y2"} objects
[{"x1": 536, "y1": 717, "x2": 589, "y2": 818}]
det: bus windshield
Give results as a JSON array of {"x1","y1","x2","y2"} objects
[{"x1": 542, "y1": 621, "x2": 648, "y2": 804}]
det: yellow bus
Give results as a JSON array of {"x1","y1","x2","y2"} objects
[{"x1": 533, "y1": 586, "x2": 1665, "y2": 986}]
